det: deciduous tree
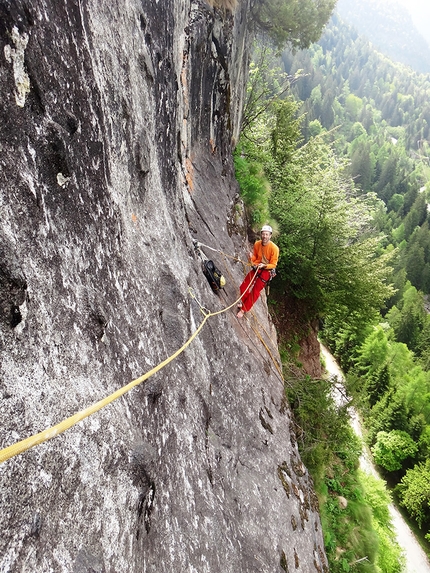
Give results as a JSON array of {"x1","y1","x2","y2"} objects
[
  {"x1": 371, "y1": 430, "x2": 418, "y2": 472},
  {"x1": 397, "y1": 459, "x2": 430, "y2": 530},
  {"x1": 250, "y1": 0, "x2": 336, "y2": 49},
  {"x1": 268, "y1": 100, "x2": 394, "y2": 322}
]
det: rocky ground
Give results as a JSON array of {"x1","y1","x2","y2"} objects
[{"x1": 0, "y1": 1, "x2": 328, "y2": 571}]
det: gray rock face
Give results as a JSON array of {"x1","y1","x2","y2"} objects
[{"x1": 0, "y1": 1, "x2": 328, "y2": 572}]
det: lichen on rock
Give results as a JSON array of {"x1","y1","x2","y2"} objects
[{"x1": 4, "y1": 26, "x2": 30, "y2": 107}]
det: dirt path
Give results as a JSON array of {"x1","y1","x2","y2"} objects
[{"x1": 320, "y1": 344, "x2": 430, "y2": 573}]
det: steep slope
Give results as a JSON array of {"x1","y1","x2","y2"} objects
[
  {"x1": 397, "y1": 0, "x2": 430, "y2": 51},
  {"x1": 336, "y1": 0, "x2": 430, "y2": 73},
  {"x1": 0, "y1": 1, "x2": 328, "y2": 572}
]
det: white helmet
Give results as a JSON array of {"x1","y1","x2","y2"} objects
[{"x1": 261, "y1": 225, "x2": 272, "y2": 233}]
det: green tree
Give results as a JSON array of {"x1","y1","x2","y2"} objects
[
  {"x1": 268, "y1": 101, "x2": 394, "y2": 322},
  {"x1": 403, "y1": 193, "x2": 427, "y2": 240},
  {"x1": 366, "y1": 391, "x2": 410, "y2": 446},
  {"x1": 366, "y1": 364, "x2": 390, "y2": 407},
  {"x1": 399, "y1": 367, "x2": 430, "y2": 435},
  {"x1": 321, "y1": 90, "x2": 335, "y2": 128},
  {"x1": 416, "y1": 314, "x2": 430, "y2": 366},
  {"x1": 386, "y1": 284, "x2": 426, "y2": 351},
  {"x1": 405, "y1": 244, "x2": 425, "y2": 289},
  {"x1": 350, "y1": 140, "x2": 373, "y2": 191},
  {"x1": 375, "y1": 153, "x2": 397, "y2": 203},
  {"x1": 308, "y1": 119, "x2": 322, "y2": 137},
  {"x1": 417, "y1": 425, "x2": 430, "y2": 461},
  {"x1": 356, "y1": 325, "x2": 390, "y2": 377},
  {"x1": 361, "y1": 473, "x2": 405, "y2": 573},
  {"x1": 388, "y1": 194, "x2": 404, "y2": 214},
  {"x1": 397, "y1": 459, "x2": 430, "y2": 530},
  {"x1": 310, "y1": 85, "x2": 323, "y2": 119},
  {"x1": 345, "y1": 93, "x2": 363, "y2": 120},
  {"x1": 371, "y1": 430, "x2": 418, "y2": 472},
  {"x1": 250, "y1": 0, "x2": 336, "y2": 49},
  {"x1": 241, "y1": 44, "x2": 297, "y2": 134},
  {"x1": 234, "y1": 148, "x2": 271, "y2": 227},
  {"x1": 270, "y1": 98, "x2": 302, "y2": 166}
]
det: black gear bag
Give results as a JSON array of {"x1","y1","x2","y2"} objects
[{"x1": 202, "y1": 260, "x2": 225, "y2": 292}]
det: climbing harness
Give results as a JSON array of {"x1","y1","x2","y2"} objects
[
  {"x1": 255, "y1": 267, "x2": 277, "y2": 295},
  {"x1": 250, "y1": 267, "x2": 276, "y2": 284}
]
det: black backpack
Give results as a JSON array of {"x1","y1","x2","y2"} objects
[{"x1": 202, "y1": 260, "x2": 225, "y2": 292}]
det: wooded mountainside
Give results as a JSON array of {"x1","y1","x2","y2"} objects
[
  {"x1": 278, "y1": 7, "x2": 430, "y2": 563},
  {"x1": 336, "y1": 0, "x2": 430, "y2": 73},
  {"x1": 234, "y1": 4, "x2": 430, "y2": 571},
  {"x1": 284, "y1": 13, "x2": 430, "y2": 297}
]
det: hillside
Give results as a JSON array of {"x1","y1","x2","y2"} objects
[
  {"x1": 278, "y1": 7, "x2": 430, "y2": 555},
  {"x1": 397, "y1": 0, "x2": 430, "y2": 51},
  {"x1": 336, "y1": 0, "x2": 430, "y2": 73}
]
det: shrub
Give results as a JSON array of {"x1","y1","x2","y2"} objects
[{"x1": 371, "y1": 430, "x2": 418, "y2": 472}]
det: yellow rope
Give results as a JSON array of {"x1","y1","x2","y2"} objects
[
  {"x1": 247, "y1": 315, "x2": 284, "y2": 381},
  {"x1": 0, "y1": 273, "x2": 258, "y2": 465},
  {"x1": 220, "y1": 253, "x2": 284, "y2": 381},
  {"x1": 0, "y1": 316, "x2": 207, "y2": 464}
]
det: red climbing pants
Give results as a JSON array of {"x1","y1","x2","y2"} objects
[{"x1": 239, "y1": 269, "x2": 270, "y2": 312}]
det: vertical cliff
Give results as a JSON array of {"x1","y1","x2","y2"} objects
[{"x1": 0, "y1": 1, "x2": 328, "y2": 571}]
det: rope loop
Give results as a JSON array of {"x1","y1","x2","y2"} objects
[{"x1": 188, "y1": 287, "x2": 210, "y2": 316}]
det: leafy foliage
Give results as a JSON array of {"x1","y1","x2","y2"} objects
[
  {"x1": 267, "y1": 100, "x2": 394, "y2": 322},
  {"x1": 397, "y1": 459, "x2": 430, "y2": 531},
  {"x1": 241, "y1": 44, "x2": 296, "y2": 134},
  {"x1": 361, "y1": 473, "x2": 405, "y2": 573},
  {"x1": 371, "y1": 430, "x2": 418, "y2": 472},
  {"x1": 285, "y1": 373, "x2": 355, "y2": 479},
  {"x1": 282, "y1": 13, "x2": 430, "y2": 299},
  {"x1": 234, "y1": 146, "x2": 271, "y2": 227},
  {"x1": 237, "y1": 83, "x2": 394, "y2": 328},
  {"x1": 250, "y1": 0, "x2": 336, "y2": 49},
  {"x1": 284, "y1": 368, "x2": 403, "y2": 573},
  {"x1": 386, "y1": 284, "x2": 426, "y2": 352}
]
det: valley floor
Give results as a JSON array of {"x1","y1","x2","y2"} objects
[{"x1": 320, "y1": 345, "x2": 430, "y2": 573}]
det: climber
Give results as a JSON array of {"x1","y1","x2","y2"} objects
[{"x1": 237, "y1": 225, "x2": 279, "y2": 318}]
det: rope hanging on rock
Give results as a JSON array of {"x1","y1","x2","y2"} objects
[{"x1": 0, "y1": 271, "x2": 258, "y2": 465}]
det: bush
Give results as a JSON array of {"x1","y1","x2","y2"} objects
[
  {"x1": 284, "y1": 371, "x2": 397, "y2": 572},
  {"x1": 397, "y1": 459, "x2": 430, "y2": 530},
  {"x1": 371, "y1": 430, "x2": 418, "y2": 472},
  {"x1": 233, "y1": 149, "x2": 271, "y2": 228},
  {"x1": 361, "y1": 472, "x2": 405, "y2": 573}
]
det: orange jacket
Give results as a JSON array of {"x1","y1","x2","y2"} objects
[{"x1": 250, "y1": 240, "x2": 279, "y2": 270}]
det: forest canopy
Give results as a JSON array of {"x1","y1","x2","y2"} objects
[
  {"x1": 277, "y1": 10, "x2": 430, "y2": 551},
  {"x1": 235, "y1": 5, "x2": 430, "y2": 563}
]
